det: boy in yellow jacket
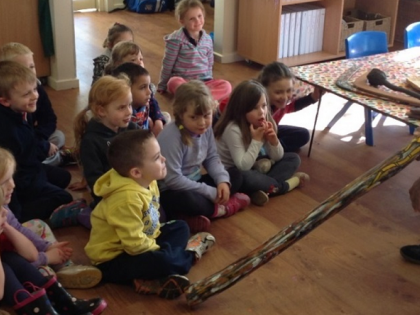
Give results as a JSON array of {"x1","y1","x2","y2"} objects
[{"x1": 85, "y1": 130, "x2": 215, "y2": 299}]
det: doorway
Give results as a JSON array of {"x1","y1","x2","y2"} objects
[{"x1": 73, "y1": 0, "x2": 97, "y2": 11}]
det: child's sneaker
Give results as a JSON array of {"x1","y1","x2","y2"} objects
[
  {"x1": 224, "y1": 193, "x2": 251, "y2": 217},
  {"x1": 49, "y1": 199, "x2": 88, "y2": 229},
  {"x1": 250, "y1": 190, "x2": 269, "y2": 206},
  {"x1": 176, "y1": 214, "x2": 211, "y2": 233},
  {"x1": 59, "y1": 147, "x2": 78, "y2": 166},
  {"x1": 56, "y1": 265, "x2": 102, "y2": 289},
  {"x1": 77, "y1": 206, "x2": 92, "y2": 230},
  {"x1": 294, "y1": 172, "x2": 310, "y2": 187},
  {"x1": 186, "y1": 232, "x2": 216, "y2": 261},
  {"x1": 162, "y1": 111, "x2": 172, "y2": 124},
  {"x1": 133, "y1": 275, "x2": 190, "y2": 299}
]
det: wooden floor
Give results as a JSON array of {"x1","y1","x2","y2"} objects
[{"x1": 21, "y1": 5, "x2": 420, "y2": 315}]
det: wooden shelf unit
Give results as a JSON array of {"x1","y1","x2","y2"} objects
[{"x1": 237, "y1": 0, "x2": 399, "y2": 66}]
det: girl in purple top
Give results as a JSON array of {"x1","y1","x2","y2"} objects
[
  {"x1": 0, "y1": 147, "x2": 101, "y2": 290},
  {"x1": 157, "y1": 80, "x2": 250, "y2": 233},
  {"x1": 157, "y1": 0, "x2": 231, "y2": 102}
]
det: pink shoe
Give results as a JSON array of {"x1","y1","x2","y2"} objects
[{"x1": 224, "y1": 193, "x2": 251, "y2": 217}]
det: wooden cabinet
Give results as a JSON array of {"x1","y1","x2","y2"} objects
[
  {"x1": 0, "y1": 0, "x2": 50, "y2": 77},
  {"x1": 237, "y1": 0, "x2": 399, "y2": 66}
]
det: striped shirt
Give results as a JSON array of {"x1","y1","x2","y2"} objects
[{"x1": 158, "y1": 27, "x2": 214, "y2": 91}]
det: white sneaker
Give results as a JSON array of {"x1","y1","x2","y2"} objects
[
  {"x1": 56, "y1": 264, "x2": 102, "y2": 289},
  {"x1": 186, "y1": 232, "x2": 216, "y2": 261},
  {"x1": 162, "y1": 111, "x2": 172, "y2": 124}
]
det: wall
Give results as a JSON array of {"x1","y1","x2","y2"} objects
[
  {"x1": 48, "y1": 0, "x2": 79, "y2": 90},
  {"x1": 213, "y1": 0, "x2": 243, "y2": 63}
]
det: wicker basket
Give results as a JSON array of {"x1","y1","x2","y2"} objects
[
  {"x1": 340, "y1": 16, "x2": 364, "y2": 52},
  {"x1": 343, "y1": 9, "x2": 391, "y2": 43}
]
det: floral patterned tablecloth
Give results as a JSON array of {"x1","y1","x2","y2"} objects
[{"x1": 292, "y1": 47, "x2": 420, "y2": 126}]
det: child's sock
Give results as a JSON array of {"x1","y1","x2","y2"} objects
[
  {"x1": 286, "y1": 172, "x2": 310, "y2": 192},
  {"x1": 212, "y1": 204, "x2": 227, "y2": 218}
]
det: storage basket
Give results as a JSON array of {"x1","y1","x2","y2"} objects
[
  {"x1": 343, "y1": 9, "x2": 391, "y2": 43},
  {"x1": 340, "y1": 16, "x2": 364, "y2": 52}
]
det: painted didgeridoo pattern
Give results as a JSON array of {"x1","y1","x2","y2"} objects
[{"x1": 185, "y1": 137, "x2": 420, "y2": 307}]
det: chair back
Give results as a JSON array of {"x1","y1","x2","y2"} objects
[
  {"x1": 345, "y1": 31, "x2": 388, "y2": 59},
  {"x1": 405, "y1": 21, "x2": 420, "y2": 48}
]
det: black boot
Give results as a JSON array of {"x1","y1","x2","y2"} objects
[
  {"x1": 43, "y1": 276, "x2": 107, "y2": 315},
  {"x1": 13, "y1": 288, "x2": 60, "y2": 315}
]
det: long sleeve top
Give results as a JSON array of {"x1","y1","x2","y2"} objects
[
  {"x1": 6, "y1": 206, "x2": 51, "y2": 267},
  {"x1": 158, "y1": 27, "x2": 214, "y2": 91},
  {"x1": 0, "y1": 105, "x2": 47, "y2": 198},
  {"x1": 216, "y1": 122, "x2": 284, "y2": 171},
  {"x1": 80, "y1": 119, "x2": 138, "y2": 205},
  {"x1": 33, "y1": 83, "x2": 58, "y2": 143},
  {"x1": 85, "y1": 169, "x2": 161, "y2": 265},
  {"x1": 157, "y1": 122, "x2": 229, "y2": 201},
  {"x1": 91, "y1": 48, "x2": 111, "y2": 85}
]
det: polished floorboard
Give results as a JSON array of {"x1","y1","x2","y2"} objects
[{"x1": 5, "y1": 4, "x2": 420, "y2": 315}]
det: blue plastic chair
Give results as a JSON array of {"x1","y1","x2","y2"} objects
[
  {"x1": 404, "y1": 22, "x2": 420, "y2": 135},
  {"x1": 327, "y1": 31, "x2": 388, "y2": 146},
  {"x1": 404, "y1": 21, "x2": 420, "y2": 49}
]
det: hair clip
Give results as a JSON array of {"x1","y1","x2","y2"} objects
[{"x1": 178, "y1": 124, "x2": 184, "y2": 130}]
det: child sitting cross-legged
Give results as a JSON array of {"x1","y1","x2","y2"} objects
[
  {"x1": 85, "y1": 129, "x2": 216, "y2": 299},
  {"x1": 0, "y1": 147, "x2": 101, "y2": 290},
  {"x1": 0, "y1": 188, "x2": 107, "y2": 315}
]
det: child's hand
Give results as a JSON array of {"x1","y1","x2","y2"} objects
[
  {"x1": 215, "y1": 182, "x2": 230, "y2": 205},
  {"x1": 264, "y1": 121, "x2": 279, "y2": 146},
  {"x1": 409, "y1": 177, "x2": 420, "y2": 212},
  {"x1": 46, "y1": 248, "x2": 67, "y2": 265},
  {"x1": 47, "y1": 242, "x2": 73, "y2": 264},
  {"x1": 152, "y1": 120, "x2": 164, "y2": 136},
  {"x1": 249, "y1": 123, "x2": 266, "y2": 142},
  {"x1": 310, "y1": 87, "x2": 325, "y2": 101},
  {"x1": 68, "y1": 180, "x2": 88, "y2": 191},
  {"x1": 48, "y1": 143, "x2": 59, "y2": 157}
]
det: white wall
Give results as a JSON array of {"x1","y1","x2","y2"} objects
[
  {"x1": 48, "y1": 0, "x2": 79, "y2": 90},
  {"x1": 213, "y1": 0, "x2": 243, "y2": 63}
]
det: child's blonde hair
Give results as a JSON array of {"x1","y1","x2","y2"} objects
[
  {"x1": 0, "y1": 42, "x2": 33, "y2": 61},
  {"x1": 103, "y1": 22, "x2": 133, "y2": 49},
  {"x1": 173, "y1": 80, "x2": 214, "y2": 146},
  {"x1": 214, "y1": 80, "x2": 276, "y2": 146},
  {"x1": 175, "y1": 0, "x2": 205, "y2": 21},
  {"x1": 0, "y1": 147, "x2": 16, "y2": 180},
  {"x1": 74, "y1": 75, "x2": 131, "y2": 152},
  {"x1": 104, "y1": 41, "x2": 141, "y2": 75},
  {"x1": 0, "y1": 61, "x2": 37, "y2": 98}
]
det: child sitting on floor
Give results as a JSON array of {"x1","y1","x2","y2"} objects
[
  {"x1": 157, "y1": 80, "x2": 250, "y2": 233},
  {"x1": 214, "y1": 80, "x2": 309, "y2": 201},
  {"x1": 0, "y1": 61, "x2": 73, "y2": 222},
  {"x1": 0, "y1": 146, "x2": 101, "y2": 289},
  {"x1": 157, "y1": 0, "x2": 232, "y2": 102},
  {"x1": 0, "y1": 189, "x2": 107, "y2": 315},
  {"x1": 92, "y1": 22, "x2": 134, "y2": 85},
  {"x1": 85, "y1": 129, "x2": 216, "y2": 299},
  {"x1": 0, "y1": 42, "x2": 74, "y2": 167}
]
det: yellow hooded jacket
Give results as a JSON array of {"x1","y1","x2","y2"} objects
[{"x1": 85, "y1": 168, "x2": 161, "y2": 265}]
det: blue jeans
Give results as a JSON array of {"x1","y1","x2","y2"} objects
[
  {"x1": 97, "y1": 220, "x2": 194, "y2": 284},
  {"x1": 240, "y1": 152, "x2": 301, "y2": 195}
]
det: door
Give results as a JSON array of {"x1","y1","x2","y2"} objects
[
  {"x1": 73, "y1": 0, "x2": 96, "y2": 11},
  {"x1": 97, "y1": 0, "x2": 126, "y2": 12}
]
